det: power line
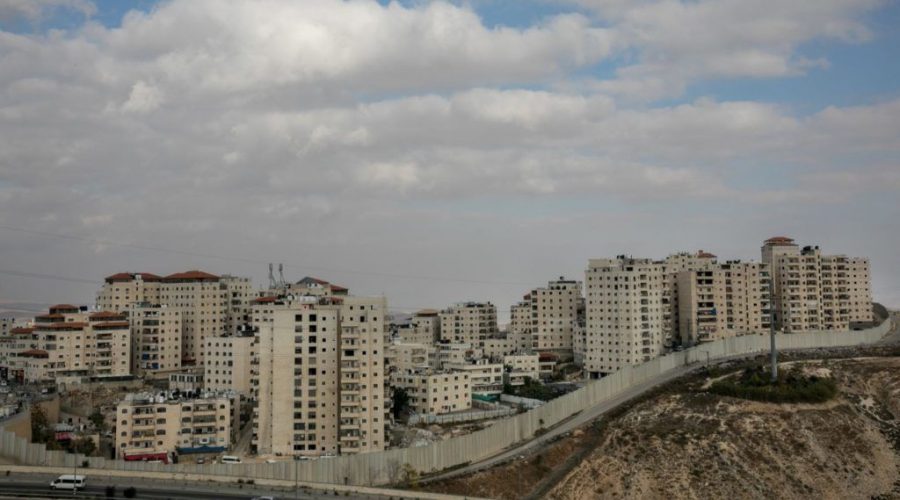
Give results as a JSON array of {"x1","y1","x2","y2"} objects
[
  {"x1": 0, "y1": 268, "x2": 102, "y2": 285},
  {"x1": 0, "y1": 224, "x2": 534, "y2": 287},
  {"x1": 0, "y1": 269, "x2": 520, "y2": 313}
]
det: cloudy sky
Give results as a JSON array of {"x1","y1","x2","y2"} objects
[{"x1": 0, "y1": 0, "x2": 898, "y2": 320}]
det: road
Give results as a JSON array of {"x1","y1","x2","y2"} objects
[
  {"x1": 0, "y1": 473, "x2": 375, "y2": 499},
  {"x1": 426, "y1": 313, "x2": 899, "y2": 483}
]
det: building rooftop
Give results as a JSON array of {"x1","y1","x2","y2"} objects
[
  {"x1": 104, "y1": 272, "x2": 162, "y2": 283},
  {"x1": 162, "y1": 270, "x2": 220, "y2": 282}
]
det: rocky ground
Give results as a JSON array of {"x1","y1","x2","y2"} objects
[{"x1": 424, "y1": 356, "x2": 900, "y2": 500}]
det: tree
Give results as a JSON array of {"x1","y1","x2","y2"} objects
[
  {"x1": 30, "y1": 405, "x2": 51, "y2": 443},
  {"x1": 391, "y1": 387, "x2": 410, "y2": 419},
  {"x1": 88, "y1": 409, "x2": 106, "y2": 433},
  {"x1": 71, "y1": 437, "x2": 97, "y2": 456}
]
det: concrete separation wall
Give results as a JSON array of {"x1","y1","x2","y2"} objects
[{"x1": 0, "y1": 320, "x2": 892, "y2": 487}]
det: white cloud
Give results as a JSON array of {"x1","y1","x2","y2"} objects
[
  {"x1": 568, "y1": 0, "x2": 882, "y2": 100},
  {"x1": 120, "y1": 80, "x2": 163, "y2": 113},
  {"x1": 0, "y1": 0, "x2": 897, "y2": 310}
]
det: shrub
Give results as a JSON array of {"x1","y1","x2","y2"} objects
[
  {"x1": 105, "y1": 485, "x2": 115, "y2": 497},
  {"x1": 708, "y1": 366, "x2": 837, "y2": 404},
  {"x1": 123, "y1": 486, "x2": 137, "y2": 498}
]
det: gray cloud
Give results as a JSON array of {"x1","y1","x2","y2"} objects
[{"x1": 0, "y1": 0, "x2": 898, "y2": 317}]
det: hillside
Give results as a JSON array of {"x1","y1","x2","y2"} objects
[{"x1": 425, "y1": 356, "x2": 900, "y2": 499}]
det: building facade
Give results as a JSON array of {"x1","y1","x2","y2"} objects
[
  {"x1": 762, "y1": 237, "x2": 872, "y2": 332},
  {"x1": 520, "y1": 278, "x2": 583, "y2": 353},
  {"x1": 390, "y1": 370, "x2": 471, "y2": 416},
  {"x1": 115, "y1": 392, "x2": 235, "y2": 459},
  {"x1": 439, "y1": 302, "x2": 498, "y2": 345},
  {"x1": 251, "y1": 293, "x2": 387, "y2": 457},
  {"x1": 583, "y1": 258, "x2": 665, "y2": 378},
  {"x1": 97, "y1": 271, "x2": 254, "y2": 367},
  {"x1": 25, "y1": 305, "x2": 131, "y2": 383},
  {"x1": 203, "y1": 333, "x2": 254, "y2": 396},
  {"x1": 129, "y1": 303, "x2": 182, "y2": 378},
  {"x1": 676, "y1": 261, "x2": 770, "y2": 344}
]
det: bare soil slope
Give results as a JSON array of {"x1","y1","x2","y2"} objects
[{"x1": 548, "y1": 357, "x2": 900, "y2": 500}]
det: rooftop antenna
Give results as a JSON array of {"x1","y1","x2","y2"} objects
[
  {"x1": 278, "y1": 263, "x2": 286, "y2": 288},
  {"x1": 268, "y1": 263, "x2": 276, "y2": 289}
]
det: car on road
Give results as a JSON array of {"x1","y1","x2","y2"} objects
[
  {"x1": 50, "y1": 474, "x2": 86, "y2": 491},
  {"x1": 250, "y1": 496, "x2": 276, "y2": 500},
  {"x1": 221, "y1": 455, "x2": 242, "y2": 464}
]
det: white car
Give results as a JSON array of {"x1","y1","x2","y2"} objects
[{"x1": 50, "y1": 475, "x2": 86, "y2": 491}]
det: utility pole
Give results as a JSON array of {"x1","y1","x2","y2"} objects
[{"x1": 768, "y1": 272, "x2": 778, "y2": 383}]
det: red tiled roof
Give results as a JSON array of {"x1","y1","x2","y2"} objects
[
  {"x1": 539, "y1": 352, "x2": 558, "y2": 361},
  {"x1": 35, "y1": 322, "x2": 87, "y2": 330},
  {"x1": 163, "y1": 270, "x2": 220, "y2": 282},
  {"x1": 89, "y1": 311, "x2": 126, "y2": 320},
  {"x1": 415, "y1": 309, "x2": 439, "y2": 316},
  {"x1": 10, "y1": 327, "x2": 33, "y2": 335},
  {"x1": 48, "y1": 304, "x2": 79, "y2": 313},
  {"x1": 21, "y1": 349, "x2": 48, "y2": 358},
  {"x1": 330, "y1": 284, "x2": 348, "y2": 292},
  {"x1": 765, "y1": 236, "x2": 795, "y2": 245},
  {"x1": 297, "y1": 276, "x2": 330, "y2": 286},
  {"x1": 697, "y1": 250, "x2": 717, "y2": 258},
  {"x1": 252, "y1": 296, "x2": 277, "y2": 304},
  {"x1": 36, "y1": 314, "x2": 65, "y2": 320}
]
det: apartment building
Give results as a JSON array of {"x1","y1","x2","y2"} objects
[
  {"x1": 251, "y1": 293, "x2": 387, "y2": 457},
  {"x1": 203, "y1": 332, "x2": 254, "y2": 396},
  {"x1": 517, "y1": 278, "x2": 583, "y2": 353},
  {"x1": 442, "y1": 360, "x2": 504, "y2": 396},
  {"x1": 0, "y1": 317, "x2": 28, "y2": 337},
  {"x1": 503, "y1": 353, "x2": 540, "y2": 386},
  {"x1": 0, "y1": 326, "x2": 36, "y2": 382},
  {"x1": 482, "y1": 335, "x2": 520, "y2": 359},
  {"x1": 584, "y1": 258, "x2": 665, "y2": 378},
  {"x1": 762, "y1": 237, "x2": 872, "y2": 332},
  {"x1": 396, "y1": 309, "x2": 441, "y2": 345},
  {"x1": 433, "y1": 342, "x2": 481, "y2": 369},
  {"x1": 386, "y1": 342, "x2": 433, "y2": 374},
  {"x1": 661, "y1": 252, "x2": 718, "y2": 347},
  {"x1": 115, "y1": 392, "x2": 236, "y2": 460},
  {"x1": 676, "y1": 261, "x2": 770, "y2": 344},
  {"x1": 24, "y1": 305, "x2": 130, "y2": 383},
  {"x1": 281, "y1": 276, "x2": 350, "y2": 297},
  {"x1": 129, "y1": 304, "x2": 182, "y2": 378},
  {"x1": 169, "y1": 371, "x2": 203, "y2": 392},
  {"x1": 97, "y1": 271, "x2": 254, "y2": 367},
  {"x1": 439, "y1": 302, "x2": 498, "y2": 344},
  {"x1": 390, "y1": 370, "x2": 471, "y2": 416}
]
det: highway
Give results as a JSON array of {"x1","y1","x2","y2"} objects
[
  {"x1": 0, "y1": 472, "x2": 375, "y2": 499},
  {"x1": 425, "y1": 312, "x2": 899, "y2": 483}
]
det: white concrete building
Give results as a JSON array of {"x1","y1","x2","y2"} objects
[
  {"x1": 584, "y1": 258, "x2": 665, "y2": 378},
  {"x1": 129, "y1": 303, "x2": 182, "y2": 378},
  {"x1": 203, "y1": 333, "x2": 254, "y2": 396},
  {"x1": 439, "y1": 302, "x2": 498, "y2": 345},
  {"x1": 762, "y1": 237, "x2": 873, "y2": 332},
  {"x1": 115, "y1": 392, "x2": 237, "y2": 460},
  {"x1": 391, "y1": 370, "x2": 471, "y2": 416},
  {"x1": 251, "y1": 292, "x2": 387, "y2": 457}
]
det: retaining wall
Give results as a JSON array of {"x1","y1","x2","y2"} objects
[{"x1": 0, "y1": 319, "x2": 891, "y2": 486}]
